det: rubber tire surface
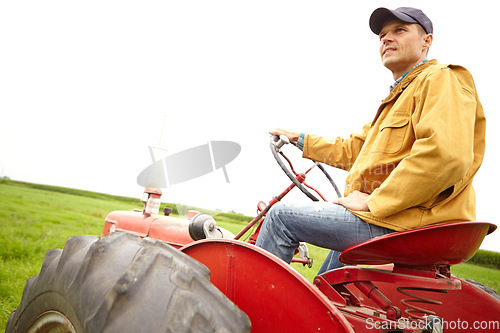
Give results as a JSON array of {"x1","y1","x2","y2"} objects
[
  {"x1": 465, "y1": 278, "x2": 500, "y2": 300},
  {"x1": 6, "y1": 232, "x2": 251, "y2": 333}
]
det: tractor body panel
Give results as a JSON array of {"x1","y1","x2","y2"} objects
[
  {"x1": 102, "y1": 210, "x2": 233, "y2": 249},
  {"x1": 103, "y1": 210, "x2": 152, "y2": 238}
]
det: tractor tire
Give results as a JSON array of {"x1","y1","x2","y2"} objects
[
  {"x1": 6, "y1": 232, "x2": 251, "y2": 333},
  {"x1": 464, "y1": 278, "x2": 500, "y2": 300}
]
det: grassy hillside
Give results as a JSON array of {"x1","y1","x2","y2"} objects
[{"x1": 1, "y1": 179, "x2": 499, "y2": 329}]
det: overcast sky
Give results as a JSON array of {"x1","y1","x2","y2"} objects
[{"x1": 1, "y1": 1, "x2": 499, "y2": 252}]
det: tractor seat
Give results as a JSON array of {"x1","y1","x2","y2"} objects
[{"x1": 339, "y1": 221, "x2": 496, "y2": 267}]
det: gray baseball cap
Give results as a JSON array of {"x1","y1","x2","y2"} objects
[{"x1": 369, "y1": 7, "x2": 433, "y2": 35}]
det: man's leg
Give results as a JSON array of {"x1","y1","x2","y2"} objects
[
  {"x1": 255, "y1": 201, "x2": 393, "y2": 272},
  {"x1": 317, "y1": 250, "x2": 343, "y2": 275}
]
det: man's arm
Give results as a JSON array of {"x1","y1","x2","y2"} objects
[{"x1": 302, "y1": 122, "x2": 371, "y2": 171}]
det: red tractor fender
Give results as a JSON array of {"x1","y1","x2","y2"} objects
[{"x1": 181, "y1": 238, "x2": 354, "y2": 333}]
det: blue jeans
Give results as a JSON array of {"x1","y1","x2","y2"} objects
[{"x1": 255, "y1": 201, "x2": 394, "y2": 274}]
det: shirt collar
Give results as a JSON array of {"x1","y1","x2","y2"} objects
[{"x1": 389, "y1": 59, "x2": 429, "y2": 91}]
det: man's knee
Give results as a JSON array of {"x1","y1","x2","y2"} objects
[
  {"x1": 265, "y1": 202, "x2": 295, "y2": 224},
  {"x1": 267, "y1": 202, "x2": 286, "y2": 215}
]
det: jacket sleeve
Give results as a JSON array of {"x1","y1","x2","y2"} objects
[
  {"x1": 367, "y1": 67, "x2": 477, "y2": 218},
  {"x1": 302, "y1": 122, "x2": 371, "y2": 171}
]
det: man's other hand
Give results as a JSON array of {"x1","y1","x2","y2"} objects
[{"x1": 333, "y1": 190, "x2": 371, "y2": 212}]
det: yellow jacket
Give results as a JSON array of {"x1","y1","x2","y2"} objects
[{"x1": 303, "y1": 60, "x2": 486, "y2": 231}]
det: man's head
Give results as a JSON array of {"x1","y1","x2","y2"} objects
[{"x1": 369, "y1": 7, "x2": 433, "y2": 79}]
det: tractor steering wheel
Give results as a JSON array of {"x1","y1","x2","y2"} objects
[{"x1": 270, "y1": 135, "x2": 341, "y2": 201}]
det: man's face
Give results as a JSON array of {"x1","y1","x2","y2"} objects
[{"x1": 379, "y1": 19, "x2": 431, "y2": 78}]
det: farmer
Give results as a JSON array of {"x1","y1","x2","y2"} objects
[{"x1": 256, "y1": 7, "x2": 486, "y2": 274}]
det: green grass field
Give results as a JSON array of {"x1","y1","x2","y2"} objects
[{"x1": 1, "y1": 179, "x2": 499, "y2": 330}]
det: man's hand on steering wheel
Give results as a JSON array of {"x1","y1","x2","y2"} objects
[
  {"x1": 269, "y1": 130, "x2": 370, "y2": 211},
  {"x1": 269, "y1": 128, "x2": 300, "y2": 143},
  {"x1": 269, "y1": 131, "x2": 342, "y2": 201}
]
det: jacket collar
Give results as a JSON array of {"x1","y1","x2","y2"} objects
[
  {"x1": 372, "y1": 59, "x2": 438, "y2": 124},
  {"x1": 383, "y1": 59, "x2": 438, "y2": 104},
  {"x1": 390, "y1": 59, "x2": 429, "y2": 92}
]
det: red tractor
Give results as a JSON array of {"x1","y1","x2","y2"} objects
[{"x1": 6, "y1": 137, "x2": 500, "y2": 332}]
